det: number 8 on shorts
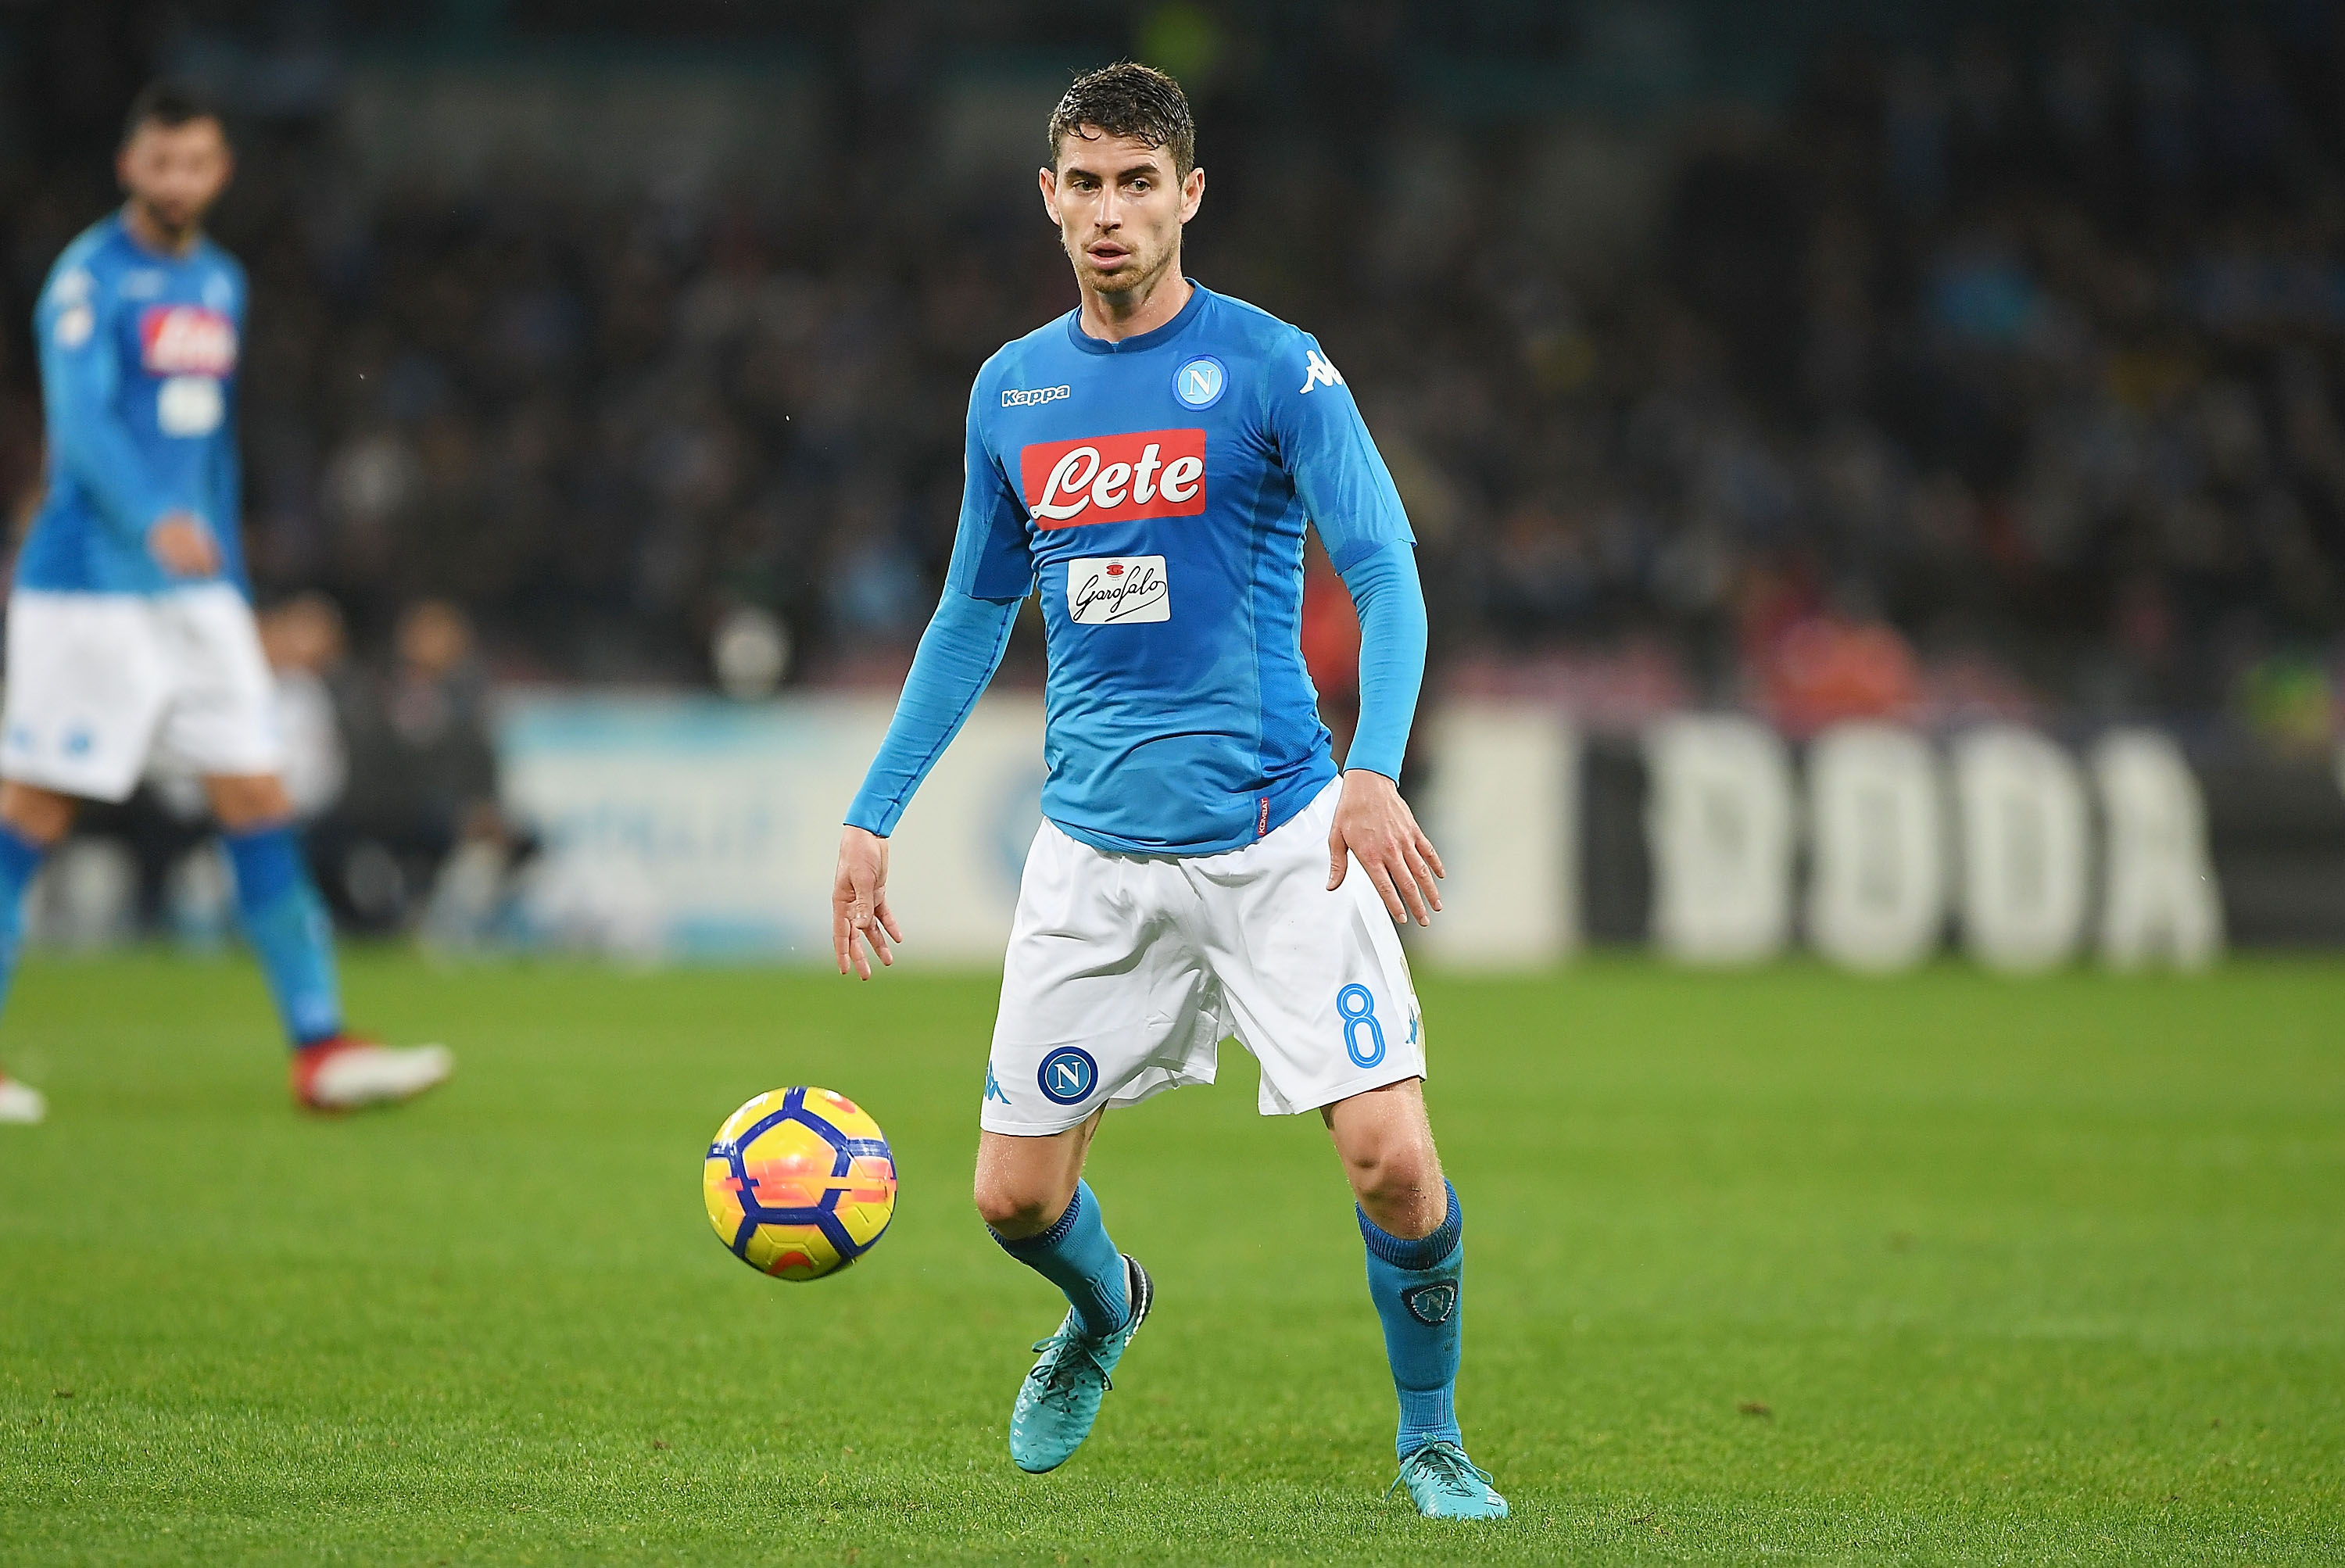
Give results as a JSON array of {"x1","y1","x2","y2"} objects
[{"x1": 1337, "y1": 983, "x2": 1386, "y2": 1069}]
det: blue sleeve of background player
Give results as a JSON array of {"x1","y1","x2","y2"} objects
[
  {"x1": 213, "y1": 396, "x2": 243, "y2": 580},
  {"x1": 843, "y1": 385, "x2": 1033, "y2": 836},
  {"x1": 1268, "y1": 334, "x2": 1426, "y2": 782},
  {"x1": 211, "y1": 272, "x2": 249, "y2": 585},
  {"x1": 37, "y1": 270, "x2": 193, "y2": 548}
]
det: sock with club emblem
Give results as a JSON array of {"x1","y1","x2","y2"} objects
[
  {"x1": 1360, "y1": 1179, "x2": 1466, "y2": 1460},
  {"x1": 0, "y1": 825, "x2": 48, "y2": 1029},
  {"x1": 221, "y1": 824, "x2": 344, "y2": 1048}
]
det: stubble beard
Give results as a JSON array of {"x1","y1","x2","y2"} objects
[
  {"x1": 1073, "y1": 234, "x2": 1176, "y2": 310},
  {"x1": 131, "y1": 192, "x2": 204, "y2": 247}
]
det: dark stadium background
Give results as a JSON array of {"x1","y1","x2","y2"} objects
[{"x1": 3, "y1": 0, "x2": 2343, "y2": 940}]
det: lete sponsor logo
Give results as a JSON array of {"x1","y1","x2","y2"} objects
[
  {"x1": 1067, "y1": 556, "x2": 1170, "y2": 625},
  {"x1": 1019, "y1": 428, "x2": 1206, "y2": 528},
  {"x1": 139, "y1": 306, "x2": 237, "y2": 377}
]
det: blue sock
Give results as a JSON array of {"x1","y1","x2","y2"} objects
[
  {"x1": 0, "y1": 825, "x2": 49, "y2": 1029},
  {"x1": 221, "y1": 825, "x2": 344, "y2": 1048},
  {"x1": 993, "y1": 1179, "x2": 1130, "y2": 1339},
  {"x1": 1360, "y1": 1180, "x2": 1466, "y2": 1461}
]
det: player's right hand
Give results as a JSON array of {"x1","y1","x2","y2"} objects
[
  {"x1": 833, "y1": 825, "x2": 904, "y2": 980},
  {"x1": 148, "y1": 512, "x2": 221, "y2": 577}
]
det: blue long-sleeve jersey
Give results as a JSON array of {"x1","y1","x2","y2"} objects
[
  {"x1": 20, "y1": 212, "x2": 248, "y2": 596},
  {"x1": 847, "y1": 282, "x2": 1426, "y2": 856}
]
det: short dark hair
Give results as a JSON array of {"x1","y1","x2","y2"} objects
[
  {"x1": 1047, "y1": 62, "x2": 1195, "y2": 177},
  {"x1": 122, "y1": 81, "x2": 219, "y2": 147}
]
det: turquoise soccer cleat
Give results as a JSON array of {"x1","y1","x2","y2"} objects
[
  {"x1": 1390, "y1": 1441, "x2": 1509, "y2": 1520},
  {"x1": 1008, "y1": 1255, "x2": 1153, "y2": 1473}
]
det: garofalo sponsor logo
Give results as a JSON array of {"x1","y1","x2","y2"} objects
[
  {"x1": 1065, "y1": 556, "x2": 1170, "y2": 625},
  {"x1": 1002, "y1": 384, "x2": 1072, "y2": 407}
]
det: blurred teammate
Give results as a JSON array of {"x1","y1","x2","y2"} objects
[
  {"x1": 0, "y1": 85, "x2": 452, "y2": 1125},
  {"x1": 832, "y1": 64, "x2": 1503, "y2": 1517}
]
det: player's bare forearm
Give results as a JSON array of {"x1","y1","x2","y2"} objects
[
  {"x1": 832, "y1": 825, "x2": 904, "y2": 980},
  {"x1": 1326, "y1": 769, "x2": 1445, "y2": 927}
]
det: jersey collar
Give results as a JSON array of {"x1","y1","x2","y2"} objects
[
  {"x1": 111, "y1": 207, "x2": 206, "y2": 267},
  {"x1": 1062, "y1": 280, "x2": 1208, "y2": 356}
]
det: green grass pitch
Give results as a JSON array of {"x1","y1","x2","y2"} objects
[{"x1": 2, "y1": 952, "x2": 2342, "y2": 1563}]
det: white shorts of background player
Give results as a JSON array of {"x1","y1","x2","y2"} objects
[
  {"x1": 1, "y1": 585, "x2": 282, "y2": 804},
  {"x1": 982, "y1": 777, "x2": 1429, "y2": 1137}
]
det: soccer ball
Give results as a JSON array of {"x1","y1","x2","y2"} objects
[{"x1": 703, "y1": 1087, "x2": 897, "y2": 1281}]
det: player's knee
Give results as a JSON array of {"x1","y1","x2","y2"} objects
[
  {"x1": 1344, "y1": 1137, "x2": 1444, "y2": 1233},
  {"x1": 972, "y1": 1176, "x2": 1059, "y2": 1238},
  {"x1": 205, "y1": 773, "x2": 293, "y2": 830},
  {"x1": 0, "y1": 782, "x2": 76, "y2": 846}
]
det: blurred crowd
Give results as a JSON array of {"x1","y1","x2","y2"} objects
[
  {"x1": 1684, "y1": 20, "x2": 2345, "y2": 746},
  {"x1": 1, "y1": 4, "x2": 2341, "y2": 761},
  {"x1": 53, "y1": 595, "x2": 515, "y2": 945}
]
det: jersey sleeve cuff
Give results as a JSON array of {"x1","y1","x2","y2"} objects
[{"x1": 843, "y1": 798, "x2": 902, "y2": 838}]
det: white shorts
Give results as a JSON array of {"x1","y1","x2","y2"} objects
[
  {"x1": 1, "y1": 585, "x2": 282, "y2": 804},
  {"x1": 981, "y1": 777, "x2": 1429, "y2": 1135}
]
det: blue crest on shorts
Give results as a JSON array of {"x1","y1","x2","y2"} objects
[
  {"x1": 1037, "y1": 1046, "x2": 1099, "y2": 1106},
  {"x1": 1172, "y1": 356, "x2": 1226, "y2": 410}
]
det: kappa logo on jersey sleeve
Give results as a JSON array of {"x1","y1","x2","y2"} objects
[
  {"x1": 1019, "y1": 428, "x2": 1207, "y2": 529},
  {"x1": 1299, "y1": 348, "x2": 1345, "y2": 393},
  {"x1": 138, "y1": 306, "x2": 238, "y2": 377}
]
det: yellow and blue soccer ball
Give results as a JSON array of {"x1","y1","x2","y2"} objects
[{"x1": 703, "y1": 1087, "x2": 897, "y2": 1281}]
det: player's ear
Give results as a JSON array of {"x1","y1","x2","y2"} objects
[
  {"x1": 1180, "y1": 166, "x2": 1205, "y2": 224},
  {"x1": 1038, "y1": 165, "x2": 1061, "y2": 226}
]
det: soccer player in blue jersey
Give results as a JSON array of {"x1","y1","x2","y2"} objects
[
  {"x1": 0, "y1": 85, "x2": 452, "y2": 1126},
  {"x1": 832, "y1": 64, "x2": 1505, "y2": 1518}
]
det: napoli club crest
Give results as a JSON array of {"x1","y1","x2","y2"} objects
[
  {"x1": 1172, "y1": 356, "x2": 1226, "y2": 410},
  {"x1": 1402, "y1": 1281, "x2": 1459, "y2": 1325},
  {"x1": 1036, "y1": 1045, "x2": 1099, "y2": 1105}
]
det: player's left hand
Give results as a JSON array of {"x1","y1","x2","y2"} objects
[
  {"x1": 1327, "y1": 769, "x2": 1445, "y2": 927},
  {"x1": 149, "y1": 511, "x2": 221, "y2": 577}
]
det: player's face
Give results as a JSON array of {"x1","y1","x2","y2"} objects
[
  {"x1": 116, "y1": 118, "x2": 234, "y2": 240},
  {"x1": 1040, "y1": 131, "x2": 1204, "y2": 299}
]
